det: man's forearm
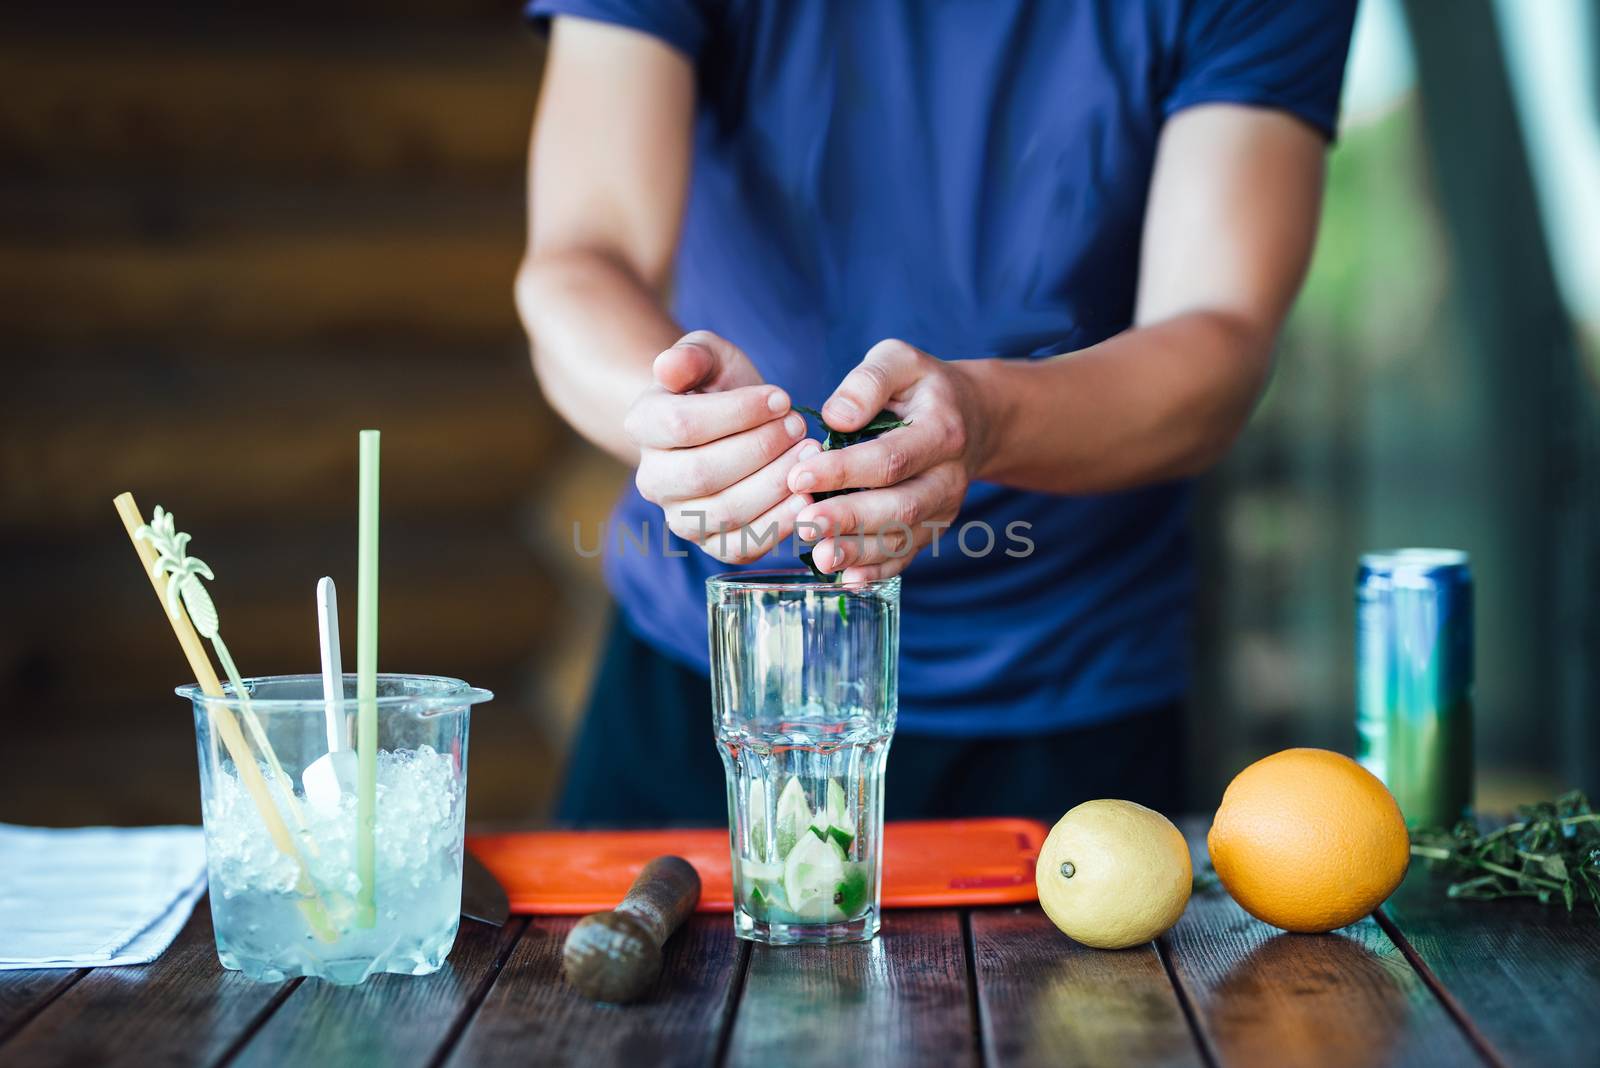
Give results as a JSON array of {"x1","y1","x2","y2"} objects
[
  {"x1": 515, "y1": 249, "x2": 683, "y2": 465},
  {"x1": 960, "y1": 309, "x2": 1274, "y2": 495}
]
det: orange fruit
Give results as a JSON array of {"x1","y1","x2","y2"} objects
[{"x1": 1207, "y1": 748, "x2": 1409, "y2": 933}]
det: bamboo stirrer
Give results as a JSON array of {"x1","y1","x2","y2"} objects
[{"x1": 114, "y1": 492, "x2": 336, "y2": 941}]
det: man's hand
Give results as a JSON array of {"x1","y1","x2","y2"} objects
[
  {"x1": 787, "y1": 339, "x2": 992, "y2": 582},
  {"x1": 628, "y1": 331, "x2": 818, "y2": 563}
]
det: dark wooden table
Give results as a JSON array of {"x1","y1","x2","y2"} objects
[{"x1": 3, "y1": 825, "x2": 1597, "y2": 1068}]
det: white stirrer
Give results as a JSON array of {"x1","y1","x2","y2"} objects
[
  {"x1": 318, "y1": 576, "x2": 345, "y2": 750},
  {"x1": 302, "y1": 576, "x2": 358, "y2": 808}
]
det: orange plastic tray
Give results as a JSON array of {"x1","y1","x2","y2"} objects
[{"x1": 468, "y1": 818, "x2": 1047, "y2": 914}]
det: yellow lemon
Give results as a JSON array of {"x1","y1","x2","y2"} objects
[{"x1": 1036, "y1": 800, "x2": 1192, "y2": 949}]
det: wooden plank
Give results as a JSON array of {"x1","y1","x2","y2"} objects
[
  {"x1": 0, "y1": 359, "x2": 563, "y2": 534},
  {"x1": 1380, "y1": 866, "x2": 1600, "y2": 1068},
  {"x1": 969, "y1": 906, "x2": 1202, "y2": 1068},
  {"x1": 9, "y1": 1, "x2": 523, "y2": 28},
  {"x1": 725, "y1": 910, "x2": 978, "y2": 1068},
  {"x1": 0, "y1": 903, "x2": 290, "y2": 1068},
  {"x1": 1164, "y1": 828, "x2": 1485, "y2": 1068},
  {"x1": 0, "y1": 31, "x2": 540, "y2": 185},
  {"x1": 0, "y1": 222, "x2": 524, "y2": 349},
  {"x1": 0, "y1": 970, "x2": 83, "y2": 1047},
  {"x1": 446, "y1": 914, "x2": 743, "y2": 1068},
  {"x1": 230, "y1": 918, "x2": 527, "y2": 1068},
  {"x1": 0, "y1": 181, "x2": 521, "y2": 244}
]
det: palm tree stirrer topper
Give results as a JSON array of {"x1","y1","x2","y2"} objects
[{"x1": 135, "y1": 506, "x2": 312, "y2": 837}]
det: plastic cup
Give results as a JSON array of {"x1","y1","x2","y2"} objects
[{"x1": 178, "y1": 673, "x2": 492, "y2": 984}]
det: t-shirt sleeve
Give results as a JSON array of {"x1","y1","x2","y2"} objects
[
  {"x1": 524, "y1": 0, "x2": 709, "y2": 61},
  {"x1": 1164, "y1": 0, "x2": 1358, "y2": 140}
]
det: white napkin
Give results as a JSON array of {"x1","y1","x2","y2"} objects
[{"x1": 0, "y1": 823, "x2": 207, "y2": 969}]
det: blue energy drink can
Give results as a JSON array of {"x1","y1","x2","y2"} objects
[{"x1": 1356, "y1": 549, "x2": 1474, "y2": 828}]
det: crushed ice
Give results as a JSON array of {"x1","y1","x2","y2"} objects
[{"x1": 203, "y1": 745, "x2": 463, "y2": 896}]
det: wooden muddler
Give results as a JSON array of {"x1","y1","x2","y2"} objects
[{"x1": 562, "y1": 855, "x2": 701, "y2": 1004}]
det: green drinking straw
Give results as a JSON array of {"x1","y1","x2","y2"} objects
[{"x1": 356, "y1": 429, "x2": 381, "y2": 928}]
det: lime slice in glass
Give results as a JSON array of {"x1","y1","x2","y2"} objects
[
  {"x1": 824, "y1": 778, "x2": 855, "y2": 853},
  {"x1": 740, "y1": 858, "x2": 785, "y2": 920},
  {"x1": 741, "y1": 858, "x2": 783, "y2": 884},
  {"x1": 825, "y1": 778, "x2": 849, "y2": 826},
  {"x1": 774, "y1": 776, "x2": 811, "y2": 860},
  {"x1": 747, "y1": 778, "x2": 768, "y2": 857},
  {"x1": 747, "y1": 881, "x2": 771, "y2": 921},
  {"x1": 783, "y1": 829, "x2": 846, "y2": 921},
  {"x1": 834, "y1": 863, "x2": 870, "y2": 918}
]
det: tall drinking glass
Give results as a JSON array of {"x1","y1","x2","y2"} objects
[
  {"x1": 178, "y1": 673, "x2": 492, "y2": 985},
  {"x1": 708, "y1": 570, "x2": 900, "y2": 944}
]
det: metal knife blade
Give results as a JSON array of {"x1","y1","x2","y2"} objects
[{"x1": 461, "y1": 851, "x2": 510, "y2": 927}]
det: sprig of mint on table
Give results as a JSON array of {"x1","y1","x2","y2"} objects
[
  {"x1": 792, "y1": 405, "x2": 910, "y2": 583},
  {"x1": 1409, "y1": 790, "x2": 1600, "y2": 916}
]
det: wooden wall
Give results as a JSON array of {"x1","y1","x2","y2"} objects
[{"x1": 0, "y1": 2, "x2": 629, "y2": 826}]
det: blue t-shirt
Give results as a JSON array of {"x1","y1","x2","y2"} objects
[{"x1": 528, "y1": 0, "x2": 1355, "y2": 736}]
